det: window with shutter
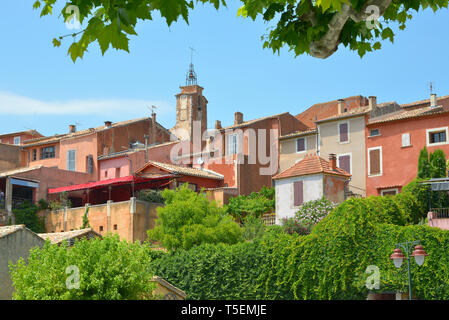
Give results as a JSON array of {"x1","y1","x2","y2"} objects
[
  {"x1": 369, "y1": 148, "x2": 381, "y2": 175},
  {"x1": 296, "y1": 138, "x2": 306, "y2": 152},
  {"x1": 87, "y1": 155, "x2": 93, "y2": 174},
  {"x1": 338, "y1": 155, "x2": 351, "y2": 173},
  {"x1": 67, "y1": 150, "x2": 76, "y2": 171},
  {"x1": 402, "y1": 133, "x2": 410, "y2": 147},
  {"x1": 339, "y1": 123, "x2": 349, "y2": 143},
  {"x1": 293, "y1": 181, "x2": 303, "y2": 206}
]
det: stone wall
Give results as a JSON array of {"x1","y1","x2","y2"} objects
[{"x1": 44, "y1": 198, "x2": 162, "y2": 242}]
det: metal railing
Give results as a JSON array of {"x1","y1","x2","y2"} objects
[
  {"x1": 261, "y1": 214, "x2": 276, "y2": 226},
  {"x1": 431, "y1": 208, "x2": 449, "y2": 219}
]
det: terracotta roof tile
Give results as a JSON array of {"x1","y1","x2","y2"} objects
[
  {"x1": 137, "y1": 161, "x2": 224, "y2": 180},
  {"x1": 273, "y1": 153, "x2": 351, "y2": 180},
  {"x1": 38, "y1": 228, "x2": 101, "y2": 244},
  {"x1": 295, "y1": 96, "x2": 369, "y2": 128},
  {"x1": 279, "y1": 129, "x2": 317, "y2": 140},
  {"x1": 316, "y1": 106, "x2": 371, "y2": 123}
]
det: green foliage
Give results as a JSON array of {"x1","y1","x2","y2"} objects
[
  {"x1": 418, "y1": 146, "x2": 431, "y2": 179},
  {"x1": 147, "y1": 185, "x2": 243, "y2": 250},
  {"x1": 81, "y1": 206, "x2": 90, "y2": 229},
  {"x1": 138, "y1": 189, "x2": 165, "y2": 204},
  {"x1": 34, "y1": 1, "x2": 449, "y2": 61},
  {"x1": 9, "y1": 235, "x2": 157, "y2": 300},
  {"x1": 13, "y1": 201, "x2": 45, "y2": 233},
  {"x1": 150, "y1": 232, "x2": 294, "y2": 300},
  {"x1": 257, "y1": 196, "x2": 449, "y2": 300},
  {"x1": 152, "y1": 191, "x2": 449, "y2": 300},
  {"x1": 295, "y1": 197, "x2": 336, "y2": 226},
  {"x1": 225, "y1": 186, "x2": 275, "y2": 221},
  {"x1": 430, "y1": 149, "x2": 447, "y2": 178}
]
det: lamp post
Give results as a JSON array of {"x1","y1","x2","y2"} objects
[{"x1": 390, "y1": 241, "x2": 428, "y2": 300}]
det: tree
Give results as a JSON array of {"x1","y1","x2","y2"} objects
[
  {"x1": 430, "y1": 149, "x2": 447, "y2": 178},
  {"x1": 9, "y1": 235, "x2": 157, "y2": 300},
  {"x1": 417, "y1": 146, "x2": 431, "y2": 179},
  {"x1": 33, "y1": 0, "x2": 449, "y2": 62},
  {"x1": 147, "y1": 185, "x2": 243, "y2": 250}
]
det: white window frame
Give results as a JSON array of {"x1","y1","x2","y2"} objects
[
  {"x1": 338, "y1": 121, "x2": 350, "y2": 144},
  {"x1": 67, "y1": 149, "x2": 76, "y2": 172},
  {"x1": 401, "y1": 133, "x2": 411, "y2": 147},
  {"x1": 426, "y1": 127, "x2": 448, "y2": 147},
  {"x1": 380, "y1": 188, "x2": 399, "y2": 196},
  {"x1": 368, "y1": 146, "x2": 383, "y2": 177},
  {"x1": 337, "y1": 152, "x2": 352, "y2": 174},
  {"x1": 13, "y1": 136, "x2": 20, "y2": 145},
  {"x1": 296, "y1": 137, "x2": 307, "y2": 153}
]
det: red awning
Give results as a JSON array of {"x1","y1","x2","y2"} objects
[{"x1": 48, "y1": 175, "x2": 172, "y2": 194}]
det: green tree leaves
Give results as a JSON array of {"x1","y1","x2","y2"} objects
[
  {"x1": 147, "y1": 185, "x2": 243, "y2": 250},
  {"x1": 9, "y1": 235, "x2": 157, "y2": 300},
  {"x1": 34, "y1": 0, "x2": 449, "y2": 61}
]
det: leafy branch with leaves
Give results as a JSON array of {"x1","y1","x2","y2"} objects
[{"x1": 33, "y1": 0, "x2": 449, "y2": 62}]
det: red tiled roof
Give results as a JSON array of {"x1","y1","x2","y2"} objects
[
  {"x1": 295, "y1": 96, "x2": 369, "y2": 128},
  {"x1": 273, "y1": 153, "x2": 351, "y2": 180}
]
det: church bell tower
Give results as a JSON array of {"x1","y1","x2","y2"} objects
[{"x1": 171, "y1": 61, "x2": 208, "y2": 145}]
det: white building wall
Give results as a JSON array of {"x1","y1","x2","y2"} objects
[{"x1": 275, "y1": 173, "x2": 323, "y2": 224}]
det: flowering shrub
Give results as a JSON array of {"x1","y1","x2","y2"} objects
[
  {"x1": 280, "y1": 217, "x2": 310, "y2": 235},
  {"x1": 295, "y1": 197, "x2": 336, "y2": 226}
]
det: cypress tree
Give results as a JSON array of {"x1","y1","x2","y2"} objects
[{"x1": 417, "y1": 146, "x2": 431, "y2": 179}]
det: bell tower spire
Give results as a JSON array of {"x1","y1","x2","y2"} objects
[{"x1": 186, "y1": 47, "x2": 197, "y2": 85}]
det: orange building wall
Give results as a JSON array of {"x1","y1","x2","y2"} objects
[{"x1": 366, "y1": 112, "x2": 449, "y2": 196}]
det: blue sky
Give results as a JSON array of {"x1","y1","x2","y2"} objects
[{"x1": 1, "y1": 1, "x2": 449, "y2": 136}]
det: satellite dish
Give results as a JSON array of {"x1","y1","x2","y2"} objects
[{"x1": 197, "y1": 157, "x2": 204, "y2": 165}]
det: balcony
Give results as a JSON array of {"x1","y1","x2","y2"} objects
[{"x1": 428, "y1": 209, "x2": 449, "y2": 230}]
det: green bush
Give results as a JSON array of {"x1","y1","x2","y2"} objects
[
  {"x1": 147, "y1": 185, "x2": 243, "y2": 250},
  {"x1": 257, "y1": 196, "x2": 449, "y2": 300},
  {"x1": 9, "y1": 235, "x2": 157, "y2": 300},
  {"x1": 13, "y1": 201, "x2": 45, "y2": 233},
  {"x1": 150, "y1": 232, "x2": 294, "y2": 300}
]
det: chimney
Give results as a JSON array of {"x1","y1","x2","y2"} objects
[
  {"x1": 337, "y1": 99, "x2": 345, "y2": 114},
  {"x1": 369, "y1": 96, "x2": 377, "y2": 109},
  {"x1": 215, "y1": 120, "x2": 222, "y2": 130},
  {"x1": 430, "y1": 93, "x2": 437, "y2": 108},
  {"x1": 234, "y1": 112, "x2": 243, "y2": 125},
  {"x1": 151, "y1": 113, "x2": 157, "y2": 145},
  {"x1": 104, "y1": 121, "x2": 112, "y2": 128},
  {"x1": 69, "y1": 124, "x2": 76, "y2": 133},
  {"x1": 329, "y1": 153, "x2": 337, "y2": 171}
]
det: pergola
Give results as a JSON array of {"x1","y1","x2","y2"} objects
[{"x1": 48, "y1": 174, "x2": 173, "y2": 207}]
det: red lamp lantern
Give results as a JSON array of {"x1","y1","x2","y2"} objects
[
  {"x1": 411, "y1": 245, "x2": 428, "y2": 266},
  {"x1": 390, "y1": 248, "x2": 405, "y2": 268}
]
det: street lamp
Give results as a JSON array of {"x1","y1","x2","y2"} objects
[{"x1": 390, "y1": 241, "x2": 428, "y2": 300}]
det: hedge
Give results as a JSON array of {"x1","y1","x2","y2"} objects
[{"x1": 152, "y1": 194, "x2": 449, "y2": 300}]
